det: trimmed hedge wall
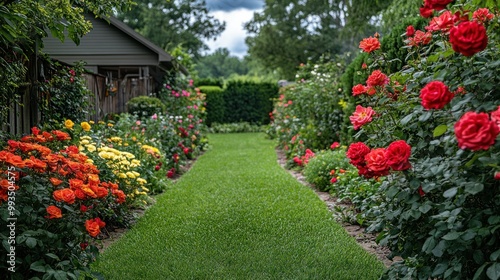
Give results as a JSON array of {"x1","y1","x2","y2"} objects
[
  {"x1": 223, "y1": 81, "x2": 279, "y2": 125},
  {"x1": 199, "y1": 86, "x2": 224, "y2": 126},
  {"x1": 200, "y1": 80, "x2": 279, "y2": 126}
]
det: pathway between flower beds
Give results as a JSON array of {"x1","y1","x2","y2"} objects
[{"x1": 93, "y1": 133, "x2": 385, "y2": 279}]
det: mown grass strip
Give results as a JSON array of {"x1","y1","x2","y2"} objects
[{"x1": 93, "y1": 133, "x2": 385, "y2": 279}]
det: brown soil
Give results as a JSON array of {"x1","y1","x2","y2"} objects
[{"x1": 275, "y1": 148, "x2": 398, "y2": 268}]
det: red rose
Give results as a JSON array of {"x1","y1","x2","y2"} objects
[
  {"x1": 408, "y1": 30, "x2": 432, "y2": 46},
  {"x1": 350, "y1": 105, "x2": 376, "y2": 130},
  {"x1": 365, "y1": 148, "x2": 390, "y2": 176},
  {"x1": 419, "y1": 81, "x2": 454, "y2": 110},
  {"x1": 346, "y1": 142, "x2": 371, "y2": 166},
  {"x1": 449, "y1": 21, "x2": 488, "y2": 57},
  {"x1": 473, "y1": 8, "x2": 494, "y2": 23},
  {"x1": 330, "y1": 142, "x2": 340, "y2": 150},
  {"x1": 420, "y1": 6, "x2": 434, "y2": 18},
  {"x1": 425, "y1": 0, "x2": 453, "y2": 10},
  {"x1": 366, "y1": 70, "x2": 389, "y2": 87},
  {"x1": 454, "y1": 112, "x2": 499, "y2": 151},
  {"x1": 495, "y1": 171, "x2": 500, "y2": 180},
  {"x1": 359, "y1": 37, "x2": 381, "y2": 53},
  {"x1": 385, "y1": 140, "x2": 412, "y2": 171},
  {"x1": 426, "y1": 11, "x2": 454, "y2": 32},
  {"x1": 352, "y1": 84, "x2": 367, "y2": 96},
  {"x1": 406, "y1": 25, "x2": 415, "y2": 37}
]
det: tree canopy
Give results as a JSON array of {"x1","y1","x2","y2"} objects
[
  {"x1": 195, "y1": 48, "x2": 249, "y2": 79},
  {"x1": 115, "y1": 0, "x2": 226, "y2": 57},
  {"x1": 244, "y1": 0, "x2": 393, "y2": 79}
]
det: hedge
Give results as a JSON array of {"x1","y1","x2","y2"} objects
[{"x1": 199, "y1": 86, "x2": 224, "y2": 126}]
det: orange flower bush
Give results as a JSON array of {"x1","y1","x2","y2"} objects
[{"x1": 0, "y1": 128, "x2": 130, "y2": 278}]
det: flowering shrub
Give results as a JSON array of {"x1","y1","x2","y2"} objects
[
  {"x1": 347, "y1": 1, "x2": 500, "y2": 278},
  {"x1": 0, "y1": 128, "x2": 128, "y2": 278}
]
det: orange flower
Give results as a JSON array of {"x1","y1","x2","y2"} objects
[
  {"x1": 46, "y1": 205, "x2": 62, "y2": 219},
  {"x1": 69, "y1": 178, "x2": 84, "y2": 190},
  {"x1": 0, "y1": 189, "x2": 8, "y2": 202},
  {"x1": 112, "y1": 189, "x2": 126, "y2": 204},
  {"x1": 85, "y1": 217, "x2": 106, "y2": 237},
  {"x1": 74, "y1": 189, "x2": 86, "y2": 200},
  {"x1": 41, "y1": 131, "x2": 54, "y2": 142},
  {"x1": 87, "y1": 174, "x2": 100, "y2": 184},
  {"x1": 359, "y1": 37, "x2": 381, "y2": 53},
  {"x1": 96, "y1": 187, "x2": 109, "y2": 198},
  {"x1": 49, "y1": 177, "x2": 63, "y2": 187},
  {"x1": 51, "y1": 130, "x2": 71, "y2": 141},
  {"x1": 85, "y1": 219, "x2": 100, "y2": 237},
  {"x1": 5, "y1": 153, "x2": 25, "y2": 168},
  {"x1": 81, "y1": 186, "x2": 97, "y2": 198},
  {"x1": 53, "y1": 188, "x2": 76, "y2": 204},
  {"x1": 24, "y1": 156, "x2": 47, "y2": 172}
]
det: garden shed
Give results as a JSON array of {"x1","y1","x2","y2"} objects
[{"x1": 42, "y1": 14, "x2": 187, "y2": 118}]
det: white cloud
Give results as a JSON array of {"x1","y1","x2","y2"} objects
[{"x1": 204, "y1": 8, "x2": 259, "y2": 58}]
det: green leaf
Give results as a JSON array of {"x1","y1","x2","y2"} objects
[
  {"x1": 45, "y1": 253, "x2": 60, "y2": 260},
  {"x1": 486, "y1": 263, "x2": 500, "y2": 280},
  {"x1": 400, "y1": 113, "x2": 414, "y2": 125},
  {"x1": 30, "y1": 260, "x2": 47, "y2": 272},
  {"x1": 473, "y1": 264, "x2": 487, "y2": 280},
  {"x1": 432, "y1": 262, "x2": 448, "y2": 277},
  {"x1": 419, "y1": 204, "x2": 432, "y2": 214},
  {"x1": 54, "y1": 270, "x2": 68, "y2": 280},
  {"x1": 443, "y1": 187, "x2": 458, "y2": 198},
  {"x1": 464, "y1": 182, "x2": 484, "y2": 195},
  {"x1": 419, "y1": 111, "x2": 432, "y2": 122},
  {"x1": 26, "y1": 237, "x2": 37, "y2": 248},
  {"x1": 433, "y1": 125, "x2": 447, "y2": 137},
  {"x1": 432, "y1": 240, "x2": 446, "y2": 257},
  {"x1": 442, "y1": 231, "x2": 460, "y2": 241},
  {"x1": 491, "y1": 249, "x2": 500, "y2": 261}
]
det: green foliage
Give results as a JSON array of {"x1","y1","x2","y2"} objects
[
  {"x1": 127, "y1": 96, "x2": 165, "y2": 118},
  {"x1": 115, "y1": 0, "x2": 225, "y2": 57},
  {"x1": 199, "y1": 86, "x2": 224, "y2": 126},
  {"x1": 39, "y1": 61, "x2": 92, "y2": 125},
  {"x1": 195, "y1": 78, "x2": 224, "y2": 88},
  {"x1": 349, "y1": 4, "x2": 500, "y2": 279},
  {"x1": 269, "y1": 55, "x2": 349, "y2": 155},
  {"x1": 195, "y1": 48, "x2": 249, "y2": 79},
  {"x1": 223, "y1": 80, "x2": 279, "y2": 125},
  {"x1": 380, "y1": 17, "x2": 428, "y2": 73},
  {"x1": 303, "y1": 149, "x2": 348, "y2": 191},
  {"x1": 208, "y1": 122, "x2": 265, "y2": 134},
  {"x1": 244, "y1": 0, "x2": 394, "y2": 79}
]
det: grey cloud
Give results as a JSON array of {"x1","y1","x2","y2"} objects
[{"x1": 205, "y1": 0, "x2": 264, "y2": 12}]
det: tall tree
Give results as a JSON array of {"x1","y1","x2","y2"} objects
[
  {"x1": 195, "y1": 48, "x2": 249, "y2": 78},
  {"x1": 115, "y1": 0, "x2": 225, "y2": 57},
  {"x1": 244, "y1": 0, "x2": 392, "y2": 79}
]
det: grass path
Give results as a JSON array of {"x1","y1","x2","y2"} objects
[{"x1": 93, "y1": 133, "x2": 385, "y2": 279}]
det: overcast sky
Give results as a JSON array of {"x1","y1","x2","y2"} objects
[{"x1": 203, "y1": 0, "x2": 264, "y2": 58}]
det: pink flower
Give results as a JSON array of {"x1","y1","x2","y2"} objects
[
  {"x1": 352, "y1": 84, "x2": 367, "y2": 96},
  {"x1": 349, "y1": 105, "x2": 376, "y2": 130},
  {"x1": 189, "y1": 79, "x2": 194, "y2": 87},
  {"x1": 330, "y1": 142, "x2": 340, "y2": 149},
  {"x1": 366, "y1": 70, "x2": 389, "y2": 87},
  {"x1": 136, "y1": 120, "x2": 141, "y2": 125},
  {"x1": 330, "y1": 177, "x2": 338, "y2": 184},
  {"x1": 151, "y1": 113, "x2": 158, "y2": 120},
  {"x1": 473, "y1": 8, "x2": 494, "y2": 23},
  {"x1": 426, "y1": 10, "x2": 454, "y2": 32}
]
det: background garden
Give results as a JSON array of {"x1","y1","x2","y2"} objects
[{"x1": 1, "y1": 0, "x2": 500, "y2": 279}]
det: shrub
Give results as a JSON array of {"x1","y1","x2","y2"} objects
[
  {"x1": 127, "y1": 96, "x2": 165, "y2": 118},
  {"x1": 194, "y1": 77, "x2": 224, "y2": 88},
  {"x1": 303, "y1": 148, "x2": 350, "y2": 192},
  {"x1": 223, "y1": 80, "x2": 278, "y2": 125},
  {"x1": 39, "y1": 61, "x2": 91, "y2": 125},
  {"x1": 348, "y1": 2, "x2": 500, "y2": 279},
  {"x1": 199, "y1": 86, "x2": 224, "y2": 126},
  {"x1": 208, "y1": 122, "x2": 265, "y2": 134}
]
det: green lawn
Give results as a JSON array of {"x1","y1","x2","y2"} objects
[{"x1": 93, "y1": 133, "x2": 385, "y2": 279}]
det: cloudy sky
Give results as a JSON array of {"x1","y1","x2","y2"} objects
[{"x1": 204, "y1": 0, "x2": 265, "y2": 58}]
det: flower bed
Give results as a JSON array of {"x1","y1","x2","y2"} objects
[{"x1": 269, "y1": 1, "x2": 500, "y2": 278}]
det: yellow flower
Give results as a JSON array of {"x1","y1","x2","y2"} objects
[
  {"x1": 107, "y1": 123, "x2": 114, "y2": 127},
  {"x1": 85, "y1": 158, "x2": 94, "y2": 164},
  {"x1": 79, "y1": 145, "x2": 85, "y2": 151},
  {"x1": 338, "y1": 99, "x2": 348, "y2": 109},
  {"x1": 80, "y1": 139, "x2": 90, "y2": 145},
  {"x1": 81, "y1": 122, "x2": 91, "y2": 131},
  {"x1": 118, "y1": 173, "x2": 127, "y2": 179},
  {"x1": 131, "y1": 136, "x2": 137, "y2": 141},
  {"x1": 111, "y1": 137, "x2": 122, "y2": 142},
  {"x1": 64, "y1": 119, "x2": 74, "y2": 129},
  {"x1": 89, "y1": 120, "x2": 95, "y2": 124},
  {"x1": 141, "y1": 186, "x2": 149, "y2": 192},
  {"x1": 191, "y1": 135, "x2": 197, "y2": 141},
  {"x1": 86, "y1": 144, "x2": 97, "y2": 152},
  {"x1": 126, "y1": 171, "x2": 136, "y2": 179},
  {"x1": 98, "y1": 121, "x2": 105, "y2": 125},
  {"x1": 124, "y1": 143, "x2": 129, "y2": 147},
  {"x1": 132, "y1": 171, "x2": 140, "y2": 177}
]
